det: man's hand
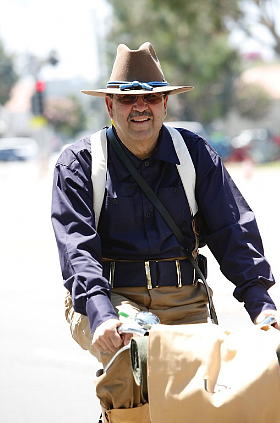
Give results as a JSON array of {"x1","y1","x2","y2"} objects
[
  {"x1": 255, "y1": 309, "x2": 280, "y2": 331},
  {"x1": 92, "y1": 319, "x2": 133, "y2": 353}
]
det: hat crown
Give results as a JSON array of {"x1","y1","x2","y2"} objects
[
  {"x1": 109, "y1": 42, "x2": 166, "y2": 83},
  {"x1": 81, "y1": 42, "x2": 194, "y2": 98}
]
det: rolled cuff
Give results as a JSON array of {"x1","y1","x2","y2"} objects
[{"x1": 86, "y1": 293, "x2": 119, "y2": 334}]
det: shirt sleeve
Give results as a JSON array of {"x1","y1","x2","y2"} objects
[
  {"x1": 51, "y1": 141, "x2": 118, "y2": 334},
  {"x1": 192, "y1": 137, "x2": 276, "y2": 322}
]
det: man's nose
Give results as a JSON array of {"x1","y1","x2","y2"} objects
[{"x1": 133, "y1": 96, "x2": 149, "y2": 111}]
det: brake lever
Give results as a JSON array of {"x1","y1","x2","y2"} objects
[
  {"x1": 103, "y1": 312, "x2": 160, "y2": 373},
  {"x1": 103, "y1": 325, "x2": 147, "y2": 373}
]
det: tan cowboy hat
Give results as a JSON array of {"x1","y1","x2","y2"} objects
[{"x1": 81, "y1": 42, "x2": 194, "y2": 97}]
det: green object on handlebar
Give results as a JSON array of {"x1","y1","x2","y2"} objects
[{"x1": 119, "y1": 311, "x2": 130, "y2": 318}]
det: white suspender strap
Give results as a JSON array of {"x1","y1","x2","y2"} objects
[
  {"x1": 165, "y1": 125, "x2": 198, "y2": 216},
  {"x1": 90, "y1": 126, "x2": 198, "y2": 228},
  {"x1": 90, "y1": 128, "x2": 108, "y2": 229}
]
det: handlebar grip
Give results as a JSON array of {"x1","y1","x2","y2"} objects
[
  {"x1": 117, "y1": 325, "x2": 147, "y2": 336},
  {"x1": 257, "y1": 316, "x2": 277, "y2": 330}
]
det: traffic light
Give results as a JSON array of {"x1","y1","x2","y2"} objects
[{"x1": 31, "y1": 80, "x2": 46, "y2": 116}]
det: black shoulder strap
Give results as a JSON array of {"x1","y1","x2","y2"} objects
[{"x1": 106, "y1": 126, "x2": 218, "y2": 324}]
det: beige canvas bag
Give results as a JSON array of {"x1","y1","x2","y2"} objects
[{"x1": 147, "y1": 323, "x2": 280, "y2": 423}]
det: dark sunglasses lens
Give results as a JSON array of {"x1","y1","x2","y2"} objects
[
  {"x1": 117, "y1": 95, "x2": 137, "y2": 104},
  {"x1": 143, "y1": 94, "x2": 163, "y2": 104},
  {"x1": 116, "y1": 94, "x2": 163, "y2": 104}
]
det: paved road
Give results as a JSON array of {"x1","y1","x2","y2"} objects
[
  {"x1": 0, "y1": 157, "x2": 279, "y2": 423},
  {"x1": 0, "y1": 159, "x2": 101, "y2": 423}
]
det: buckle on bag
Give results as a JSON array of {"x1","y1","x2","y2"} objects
[
  {"x1": 192, "y1": 256, "x2": 198, "y2": 287},
  {"x1": 192, "y1": 268, "x2": 198, "y2": 286}
]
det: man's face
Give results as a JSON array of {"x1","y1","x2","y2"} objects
[{"x1": 105, "y1": 93, "x2": 168, "y2": 146}]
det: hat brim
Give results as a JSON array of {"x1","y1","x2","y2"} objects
[{"x1": 81, "y1": 85, "x2": 193, "y2": 98}]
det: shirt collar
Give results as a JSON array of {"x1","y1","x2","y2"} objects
[{"x1": 108, "y1": 125, "x2": 180, "y2": 182}]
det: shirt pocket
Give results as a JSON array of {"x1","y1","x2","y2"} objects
[
  {"x1": 158, "y1": 186, "x2": 191, "y2": 228},
  {"x1": 98, "y1": 196, "x2": 136, "y2": 236}
]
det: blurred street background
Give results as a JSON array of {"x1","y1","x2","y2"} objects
[{"x1": 0, "y1": 0, "x2": 280, "y2": 422}]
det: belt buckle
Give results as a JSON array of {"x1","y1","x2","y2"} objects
[
  {"x1": 145, "y1": 261, "x2": 152, "y2": 290},
  {"x1": 175, "y1": 260, "x2": 182, "y2": 288},
  {"x1": 109, "y1": 261, "x2": 115, "y2": 287}
]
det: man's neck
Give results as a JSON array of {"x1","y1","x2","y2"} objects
[
  {"x1": 113, "y1": 127, "x2": 160, "y2": 159},
  {"x1": 122, "y1": 139, "x2": 158, "y2": 159}
]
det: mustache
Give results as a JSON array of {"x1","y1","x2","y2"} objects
[{"x1": 128, "y1": 111, "x2": 153, "y2": 121}]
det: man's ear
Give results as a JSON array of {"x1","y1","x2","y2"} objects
[{"x1": 105, "y1": 95, "x2": 113, "y2": 118}]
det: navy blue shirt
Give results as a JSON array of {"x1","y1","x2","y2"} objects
[{"x1": 51, "y1": 125, "x2": 276, "y2": 333}]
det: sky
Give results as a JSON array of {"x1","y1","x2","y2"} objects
[
  {"x1": 0, "y1": 0, "x2": 279, "y2": 84},
  {"x1": 0, "y1": 0, "x2": 111, "y2": 82}
]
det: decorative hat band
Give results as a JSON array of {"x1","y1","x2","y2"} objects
[{"x1": 106, "y1": 80, "x2": 170, "y2": 91}]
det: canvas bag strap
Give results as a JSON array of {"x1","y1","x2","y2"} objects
[
  {"x1": 106, "y1": 126, "x2": 218, "y2": 325},
  {"x1": 90, "y1": 128, "x2": 108, "y2": 229},
  {"x1": 164, "y1": 125, "x2": 198, "y2": 216},
  {"x1": 165, "y1": 125, "x2": 200, "y2": 258}
]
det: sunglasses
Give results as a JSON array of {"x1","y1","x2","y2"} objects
[{"x1": 114, "y1": 93, "x2": 165, "y2": 105}]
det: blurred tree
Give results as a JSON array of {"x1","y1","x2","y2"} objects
[
  {"x1": 104, "y1": 0, "x2": 276, "y2": 123},
  {"x1": 0, "y1": 40, "x2": 18, "y2": 105},
  {"x1": 105, "y1": 0, "x2": 241, "y2": 123},
  {"x1": 233, "y1": 81, "x2": 272, "y2": 120},
  {"x1": 44, "y1": 95, "x2": 87, "y2": 139}
]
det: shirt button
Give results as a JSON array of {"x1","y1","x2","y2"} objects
[
  {"x1": 146, "y1": 212, "x2": 151, "y2": 218},
  {"x1": 113, "y1": 199, "x2": 118, "y2": 204},
  {"x1": 173, "y1": 188, "x2": 179, "y2": 194},
  {"x1": 144, "y1": 161, "x2": 150, "y2": 167}
]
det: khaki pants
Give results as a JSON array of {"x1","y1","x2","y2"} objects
[{"x1": 65, "y1": 284, "x2": 210, "y2": 422}]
